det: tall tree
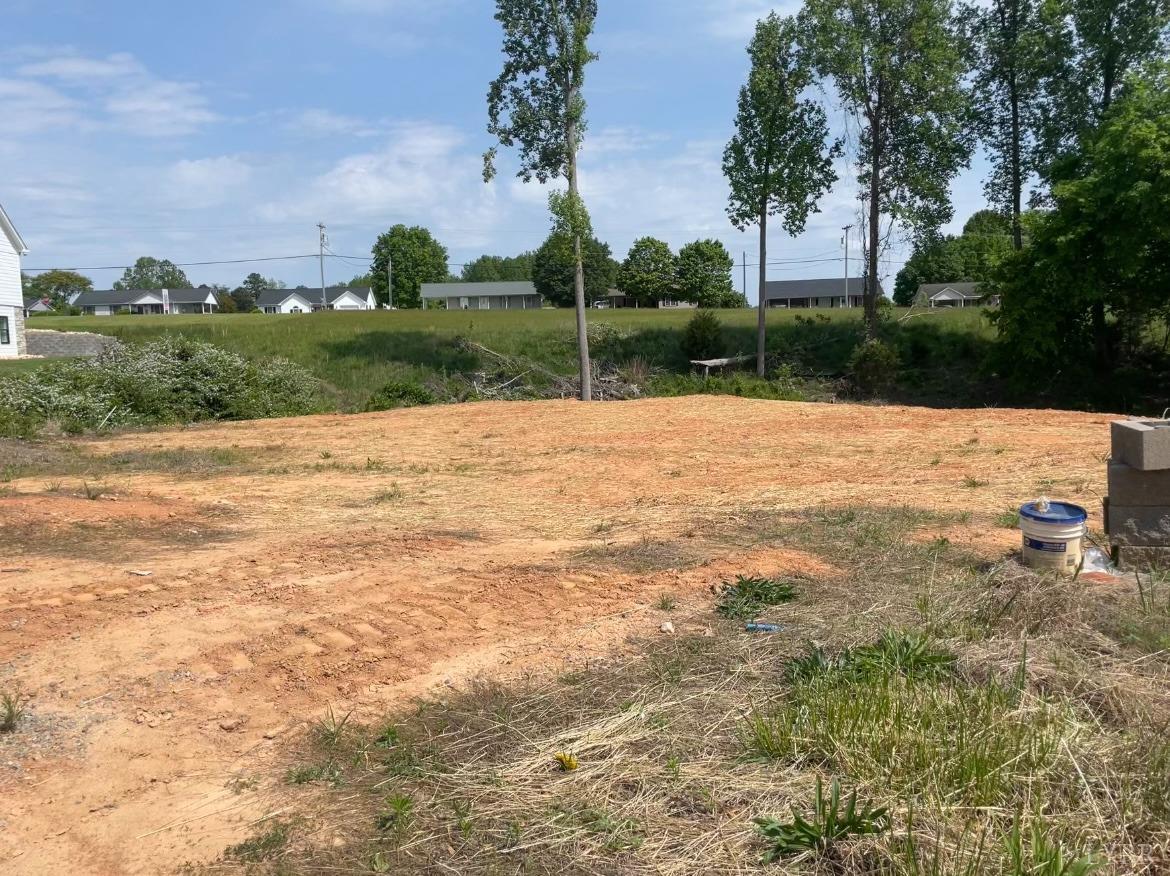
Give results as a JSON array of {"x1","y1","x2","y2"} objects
[
  {"x1": 1037, "y1": 0, "x2": 1170, "y2": 176},
  {"x1": 533, "y1": 233, "x2": 616, "y2": 308},
  {"x1": 231, "y1": 273, "x2": 282, "y2": 312},
  {"x1": 461, "y1": 253, "x2": 535, "y2": 283},
  {"x1": 675, "y1": 240, "x2": 738, "y2": 308},
  {"x1": 617, "y1": 237, "x2": 675, "y2": 307},
  {"x1": 370, "y1": 225, "x2": 449, "y2": 309},
  {"x1": 802, "y1": 0, "x2": 973, "y2": 338},
  {"x1": 966, "y1": 0, "x2": 1045, "y2": 249},
  {"x1": 724, "y1": 12, "x2": 839, "y2": 376},
  {"x1": 484, "y1": 0, "x2": 599, "y2": 400},
  {"x1": 113, "y1": 257, "x2": 191, "y2": 290},
  {"x1": 22, "y1": 269, "x2": 93, "y2": 308},
  {"x1": 991, "y1": 60, "x2": 1170, "y2": 382}
]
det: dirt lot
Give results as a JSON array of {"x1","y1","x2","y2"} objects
[{"x1": 0, "y1": 397, "x2": 1112, "y2": 874}]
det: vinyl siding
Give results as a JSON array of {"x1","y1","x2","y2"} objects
[{"x1": 0, "y1": 232, "x2": 21, "y2": 309}]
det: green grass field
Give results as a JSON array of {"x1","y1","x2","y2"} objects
[{"x1": 22, "y1": 307, "x2": 996, "y2": 411}]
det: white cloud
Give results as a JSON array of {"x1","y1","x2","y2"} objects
[
  {"x1": 8, "y1": 47, "x2": 219, "y2": 137},
  {"x1": 703, "y1": 0, "x2": 803, "y2": 40},
  {"x1": 284, "y1": 109, "x2": 385, "y2": 138},
  {"x1": 164, "y1": 157, "x2": 254, "y2": 208}
]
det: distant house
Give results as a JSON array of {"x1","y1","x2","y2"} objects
[
  {"x1": 603, "y1": 288, "x2": 697, "y2": 309},
  {"x1": 0, "y1": 201, "x2": 29, "y2": 357},
  {"x1": 762, "y1": 277, "x2": 879, "y2": 309},
  {"x1": 421, "y1": 281, "x2": 543, "y2": 310},
  {"x1": 24, "y1": 295, "x2": 53, "y2": 317},
  {"x1": 255, "y1": 286, "x2": 376, "y2": 314},
  {"x1": 916, "y1": 282, "x2": 985, "y2": 308},
  {"x1": 74, "y1": 288, "x2": 220, "y2": 316}
]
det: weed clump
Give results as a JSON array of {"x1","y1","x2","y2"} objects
[
  {"x1": 364, "y1": 380, "x2": 437, "y2": 412},
  {"x1": 0, "y1": 335, "x2": 319, "y2": 436},
  {"x1": 715, "y1": 575, "x2": 796, "y2": 619},
  {"x1": 754, "y1": 777, "x2": 889, "y2": 862}
]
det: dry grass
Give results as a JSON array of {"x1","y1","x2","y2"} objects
[{"x1": 203, "y1": 507, "x2": 1170, "y2": 875}]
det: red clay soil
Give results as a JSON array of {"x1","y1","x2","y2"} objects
[{"x1": 0, "y1": 397, "x2": 1112, "y2": 874}]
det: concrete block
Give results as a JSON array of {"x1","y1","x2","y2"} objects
[
  {"x1": 1106, "y1": 503, "x2": 1170, "y2": 545},
  {"x1": 1108, "y1": 460, "x2": 1170, "y2": 505},
  {"x1": 1112, "y1": 419, "x2": 1170, "y2": 471},
  {"x1": 1116, "y1": 545, "x2": 1170, "y2": 572}
]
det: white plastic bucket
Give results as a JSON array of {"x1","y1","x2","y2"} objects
[{"x1": 1019, "y1": 498, "x2": 1087, "y2": 574}]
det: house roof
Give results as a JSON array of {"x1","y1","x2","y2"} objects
[
  {"x1": 917, "y1": 282, "x2": 982, "y2": 300},
  {"x1": 74, "y1": 288, "x2": 218, "y2": 306},
  {"x1": 255, "y1": 286, "x2": 373, "y2": 306},
  {"x1": 0, "y1": 201, "x2": 28, "y2": 255},
  {"x1": 23, "y1": 295, "x2": 51, "y2": 307},
  {"x1": 420, "y1": 281, "x2": 537, "y2": 299},
  {"x1": 762, "y1": 277, "x2": 883, "y2": 299}
]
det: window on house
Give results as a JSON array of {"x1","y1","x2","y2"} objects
[{"x1": 0, "y1": 316, "x2": 9, "y2": 345}]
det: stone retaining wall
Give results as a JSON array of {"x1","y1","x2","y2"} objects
[{"x1": 25, "y1": 328, "x2": 120, "y2": 358}]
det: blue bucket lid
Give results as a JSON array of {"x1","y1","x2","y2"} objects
[{"x1": 1019, "y1": 500, "x2": 1087, "y2": 524}]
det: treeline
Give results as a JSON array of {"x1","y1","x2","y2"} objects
[{"x1": 353, "y1": 225, "x2": 747, "y2": 310}]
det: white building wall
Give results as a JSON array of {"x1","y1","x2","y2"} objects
[{"x1": 0, "y1": 228, "x2": 25, "y2": 356}]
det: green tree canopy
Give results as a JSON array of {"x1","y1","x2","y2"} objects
[
  {"x1": 22, "y1": 270, "x2": 93, "y2": 308},
  {"x1": 801, "y1": 0, "x2": 973, "y2": 336},
  {"x1": 533, "y1": 233, "x2": 616, "y2": 308},
  {"x1": 229, "y1": 272, "x2": 282, "y2": 312},
  {"x1": 461, "y1": 253, "x2": 535, "y2": 283},
  {"x1": 965, "y1": 0, "x2": 1048, "y2": 249},
  {"x1": 484, "y1": 0, "x2": 600, "y2": 400},
  {"x1": 893, "y1": 210, "x2": 1016, "y2": 305},
  {"x1": 724, "y1": 12, "x2": 839, "y2": 374},
  {"x1": 113, "y1": 257, "x2": 191, "y2": 290},
  {"x1": 991, "y1": 60, "x2": 1170, "y2": 383},
  {"x1": 675, "y1": 240, "x2": 739, "y2": 308},
  {"x1": 617, "y1": 237, "x2": 676, "y2": 307},
  {"x1": 370, "y1": 225, "x2": 450, "y2": 309}
]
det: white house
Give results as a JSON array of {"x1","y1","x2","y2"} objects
[
  {"x1": 256, "y1": 286, "x2": 377, "y2": 314},
  {"x1": 916, "y1": 282, "x2": 985, "y2": 308},
  {"x1": 73, "y1": 288, "x2": 220, "y2": 315},
  {"x1": 420, "y1": 281, "x2": 543, "y2": 310},
  {"x1": 0, "y1": 201, "x2": 29, "y2": 358},
  {"x1": 23, "y1": 295, "x2": 54, "y2": 317}
]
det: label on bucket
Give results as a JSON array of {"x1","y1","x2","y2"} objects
[{"x1": 1024, "y1": 536, "x2": 1068, "y2": 553}]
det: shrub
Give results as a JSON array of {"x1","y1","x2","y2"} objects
[
  {"x1": 848, "y1": 338, "x2": 900, "y2": 397},
  {"x1": 0, "y1": 335, "x2": 320, "y2": 436},
  {"x1": 364, "y1": 380, "x2": 437, "y2": 412},
  {"x1": 680, "y1": 309, "x2": 725, "y2": 361}
]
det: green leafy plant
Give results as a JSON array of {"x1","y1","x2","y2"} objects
[
  {"x1": 715, "y1": 575, "x2": 796, "y2": 619},
  {"x1": 1, "y1": 691, "x2": 26, "y2": 732},
  {"x1": 314, "y1": 705, "x2": 354, "y2": 750},
  {"x1": 376, "y1": 793, "x2": 415, "y2": 833},
  {"x1": 681, "y1": 309, "x2": 726, "y2": 362},
  {"x1": 363, "y1": 380, "x2": 437, "y2": 412},
  {"x1": 1005, "y1": 813, "x2": 1099, "y2": 876},
  {"x1": 753, "y1": 776, "x2": 889, "y2": 861},
  {"x1": 848, "y1": 338, "x2": 901, "y2": 397},
  {"x1": 656, "y1": 593, "x2": 678, "y2": 611}
]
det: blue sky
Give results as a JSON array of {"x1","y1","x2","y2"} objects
[{"x1": 2, "y1": 0, "x2": 991, "y2": 300}]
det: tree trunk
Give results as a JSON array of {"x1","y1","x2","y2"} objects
[
  {"x1": 866, "y1": 133, "x2": 881, "y2": 340},
  {"x1": 567, "y1": 99, "x2": 592, "y2": 402},
  {"x1": 756, "y1": 201, "x2": 768, "y2": 377}
]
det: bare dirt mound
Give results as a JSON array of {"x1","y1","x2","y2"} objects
[{"x1": 0, "y1": 397, "x2": 1111, "y2": 874}]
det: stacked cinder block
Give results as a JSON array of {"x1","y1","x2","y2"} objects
[{"x1": 1108, "y1": 419, "x2": 1170, "y2": 570}]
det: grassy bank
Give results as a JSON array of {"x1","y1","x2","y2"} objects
[
  {"x1": 29, "y1": 308, "x2": 997, "y2": 411},
  {"x1": 204, "y1": 506, "x2": 1170, "y2": 874}
]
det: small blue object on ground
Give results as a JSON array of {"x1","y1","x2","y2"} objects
[{"x1": 745, "y1": 622, "x2": 783, "y2": 633}]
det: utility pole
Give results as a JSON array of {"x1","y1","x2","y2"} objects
[
  {"x1": 841, "y1": 224, "x2": 853, "y2": 308},
  {"x1": 742, "y1": 251, "x2": 747, "y2": 300},
  {"x1": 318, "y1": 222, "x2": 328, "y2": 312},
  {"x1": 387, "y1": 254, "x2": 393, "y2": 310}
]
